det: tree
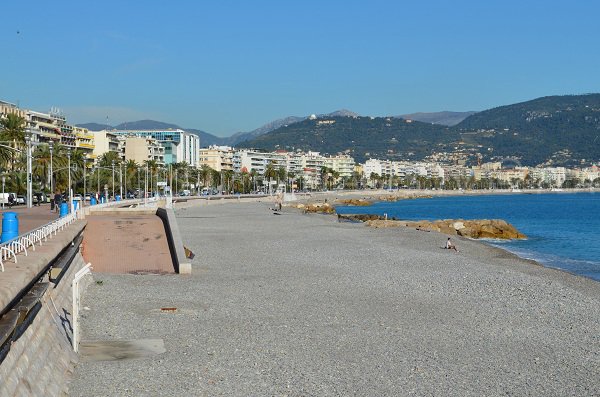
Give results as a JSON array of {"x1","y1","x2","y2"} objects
[
  {"x1": 199, "y1": 165, "x2": 213, "y2": 188},
  {"x1": 0, "y1": 113, "x2": 26, "y2": 171}
]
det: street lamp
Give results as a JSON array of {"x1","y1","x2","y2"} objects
[
  {"x1": 111, "y1": 160, "x2": 115, "y2": 200},
  {"x1": 67, "y1": 148, "x2": 72, "y2": 211},
  {"x1": 119, "y1": 162, "x2": 123, "y2": 198},
  {"x1": 49, "y1": 141, "x2": 53, "y2": 196},
  {"x1": 1, "y1": 176, "x2": 4, "y2": 209},
  {"x1": 25, "y1": 133, "x2": 33, "y2": 209},
  {"x1": 82, "y1": 158, "x2": 86, "y2": 208}
]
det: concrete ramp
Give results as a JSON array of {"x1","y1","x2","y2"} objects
[{"x1": 82, "y1": 215, "x2": 175, "y2": 274}]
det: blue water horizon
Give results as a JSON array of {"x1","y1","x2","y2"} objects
[{"x1": 336, "y1": 192, "x2": 600, "y2": 281}]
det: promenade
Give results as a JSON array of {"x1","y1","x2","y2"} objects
[
  {"x1": 69, "y1": 200, "x2": 600, "y2": 396},
  {"x1": 0, "y1": 204, "x2": 60, "y2": 236}
]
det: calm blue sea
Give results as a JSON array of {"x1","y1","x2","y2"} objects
[{"x1": 336, "y1": 193, "x2": 600, "y2": 281}]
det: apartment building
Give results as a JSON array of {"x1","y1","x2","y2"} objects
[
  {"x1": 323, "y1": 154, "x2": 354, "y2": 177},
  {"x1": 112, "y1": 129, "x2": 200, "y2": 167},
  {"x1": 199, "y1": 145, "x2": 234, "y2": 171},
  {"x1": 124, "y1": 136, "x2": 165, "y2": 166},
  {"x1": 93, "y1": 130, "x2": 120, "y2": 159}
]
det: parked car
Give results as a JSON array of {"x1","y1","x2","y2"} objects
[{"x1": 16, "y1": 195, "x2": 26, "y2": 205}]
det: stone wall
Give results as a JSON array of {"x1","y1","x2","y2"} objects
[{"x1": 0, "y1": 253, "x2": 88, "y2": 396}]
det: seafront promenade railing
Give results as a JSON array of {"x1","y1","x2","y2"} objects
[{"x1": 0, "y1": 211, "x2": 78, "y2": 272}]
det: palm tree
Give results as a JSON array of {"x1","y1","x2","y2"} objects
[
  {"x1": 0, "y1": 113, "x2": 26, "y2": 171},
  {"x1": 264, "y1": 164, "x2": 277, "y2": 193},
  {"x1": 199, "y1": 165, "x2": 212, "y2": 188},
  {"x1": 125, "y1": 159, "x2": 138, "y2": 194},
  {"x1": 32, "y1": 144, "x2": 51, "y2": 193}
]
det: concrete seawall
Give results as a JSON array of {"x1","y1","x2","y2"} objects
[{"x1": 0, "y1": 221, "x2": 88, "y2": 396}]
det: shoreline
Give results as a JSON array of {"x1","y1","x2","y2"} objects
[{"x1": 177, "y1": 190, "x2": 599, "y2": 284}]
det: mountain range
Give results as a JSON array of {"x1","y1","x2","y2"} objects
[{"x1": 77, "y1": 110, "x2": 472, "y2": 147}]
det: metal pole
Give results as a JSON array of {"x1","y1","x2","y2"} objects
[
  {"x1": 68, "y1": 149, "x2": 72, "y2": 211},
  {"x1": 111, "y1": 160, "x2": 115, "y2": 200},
  {"x1": 145, "y1": 163, "x2": 148, "y2": 205},
  {"x1": 26, "y1": 135, "x2": 33, "y2": 208},
  {"x1": 119, "y1": 163, "x2": 123, "y2": 198},
  {"x1": 83, "y1": 159, "x2": 86, "y2": 208},
  {"x1": 1, "y1": 176, "x2": 4, "y2": 209},
  {"x1": 49, "y1": 142, "x2": 53, "y2": 196}
]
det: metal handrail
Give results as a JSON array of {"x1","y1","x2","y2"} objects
[{"x1": 0, "y1": 211, "x2": 78, "y2": 272}]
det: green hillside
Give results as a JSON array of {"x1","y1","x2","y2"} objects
[
  {"x1": 237, "y1": 116, "x2": 460, "y2": 163},
  {"x1": 455, "y1": 94, "x2": 600, "y2": 166},
  {"x1": 238, "y1": 94, "x2": 600, "y2": 166}
]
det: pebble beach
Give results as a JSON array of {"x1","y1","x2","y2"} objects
[{"x1": 69, "y1": 199, "x2": 600, "y2": 396}]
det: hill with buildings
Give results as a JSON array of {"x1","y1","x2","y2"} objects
[
  {"x1": 454, "y1": 94, "x2": 600, "y2": 166},
  {"x1": 236, "y1": 94, "x2": 600, "y2": 166},
  {"x1": 237, "y1": 116, "x2": 460, "y2": 163}
]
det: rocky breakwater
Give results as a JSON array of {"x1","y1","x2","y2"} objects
[
  {"x1": 293, "y1": 202, "x2": 336, "y2": 214},
  {"x1": 357, "y1": 217, "x2": 526, "y2": 239}
]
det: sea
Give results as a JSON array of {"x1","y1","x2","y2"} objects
[{"x1": 336, "y1": 192, "x2": 600, "y2": 281}]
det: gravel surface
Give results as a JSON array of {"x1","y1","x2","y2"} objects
[{"x1": 69, "y1": 201, "x2": 600, "y2": 396}]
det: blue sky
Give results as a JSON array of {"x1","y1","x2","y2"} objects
[{"x1": 2, "y1": 0, "x2": 599, "y2": 136}]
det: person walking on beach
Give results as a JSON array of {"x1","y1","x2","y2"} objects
[{"x1": 446, "y1": 237, "x2": 459, "y2": 252}]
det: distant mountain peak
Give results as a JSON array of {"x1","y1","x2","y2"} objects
[
  {"x1": 398, "y1": 111, "x2": 477, "y2": 126},
  {"x1": 324, "y1": 109, "x2": 359, "y2": 118}
]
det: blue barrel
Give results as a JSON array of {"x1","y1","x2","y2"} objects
[
  {"x1": 1, "y1": 212, "x2": 19, "y2": 243},
  {"x1": 73, "y1": 200, "x2": 79, "y2": 211},
  {"x1": 59, "y1": 202, "x2": 69, "y2": 217},
  {"x1": 116, "y1": 194, "x2": 121, "y2": 201},
  {"x1": 90, "y1": 197, "x2": 97, "y2": 205}
]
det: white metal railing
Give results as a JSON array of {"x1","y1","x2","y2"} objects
[{"x1": 0, "y1": 211, "x2": 78, "y2": 272}]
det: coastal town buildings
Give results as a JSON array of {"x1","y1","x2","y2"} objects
[
  {"x1": 199, "y1": 145, "x2": 234, "y2": 171},
  {"x1": 1, "y1": 99, "x2": 598, "y2": 192},
  {"x1": 123, "y1": 136, "x2": 165, "y2": 166},
  {"x1": 110, "y1": 129, "x2": 200, "y2": 167}
]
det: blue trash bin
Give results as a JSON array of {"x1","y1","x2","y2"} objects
[
  {"x1": 59, "y1": 202, "x2": 69, "y2": 217},
  {"x1": 90, "y1": 197, "x2": 97, "y2": 205},
  {"x1": 116, "y1": 195, "x2": 121, "y2": 201},
  {"x1": 1, "y1": 212, "x2": 19, "y2": 243},
  {"x1": 73, "y1": 200, "x2": 79, "y2": 211}
]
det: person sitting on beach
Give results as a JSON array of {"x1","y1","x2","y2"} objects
[{"x1": 446, "y1": 237, "x2": 459, "y2": 252}]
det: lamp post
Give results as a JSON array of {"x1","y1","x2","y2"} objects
[
  {"x1": 1, "y1": 176, "x2": 5, "y2": 209},
  {"x1": 119, "y1": 162, "x2": 123, "y2": 198},
  {"x1": 49, "y1": 141, "x2": 53, "y2": 196},
  {"x1": 25, "y1": 134, "x2": 33, "y2": 209},
  {"x1": 145, "y1": 162, "x2": 148, "y2": 205},
  {"x1": 82, "y1": 158, "x2": 86, "y2": 208},
  {"x1": 67, "y1": 148, "x2": 72, "y2": 211},
  {"x1": 111, "y1": 160, "x2": 115, "y2": 200}
]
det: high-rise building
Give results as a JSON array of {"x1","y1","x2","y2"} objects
[{"x1": 112, "y1": 129, "x2": 200, "y2": 167}]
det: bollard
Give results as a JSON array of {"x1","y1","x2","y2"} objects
[
  {"x1": 90, "y1": 197, "x2": 97, "y2": 205},
  {"x1": 1, "y1": 212, "x2": 19, "y2": 243},
  {"x1": 60, "y1": 202, "x2": 69, "y2": 217}
]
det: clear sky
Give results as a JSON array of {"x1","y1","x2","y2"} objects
[{"x1": 2, "y1": 0, "x2": 599, "y2": 137}]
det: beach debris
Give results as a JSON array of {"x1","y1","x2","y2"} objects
[
  {"x1": 160, "y1": 307, "x2": 177, "y2": 313},
  {"x1": 184, "y1": 245, "x2": 195, "y2": 260}
]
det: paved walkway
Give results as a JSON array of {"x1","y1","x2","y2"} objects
[
  {"x1": 82, "y1": 214, "x2": 174, "y2": 274},
  {"x1": 69, "y1": 202, "x2": 600, "y2": 396},
  {"x1": 0, "y1": 204, "x2": 61, "y2": 237}
]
